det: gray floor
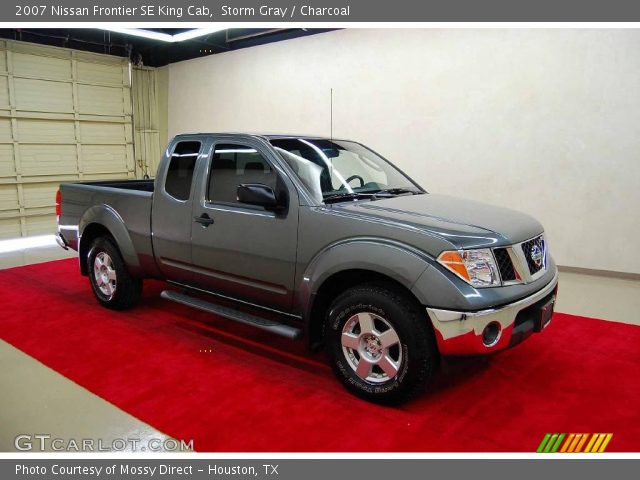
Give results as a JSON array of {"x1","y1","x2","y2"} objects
[{"x1": 1, "y1": 239, "x2": 638, "y2": 452}]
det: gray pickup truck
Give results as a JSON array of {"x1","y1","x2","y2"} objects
[{"x1": 56, "y1": 133, "x2": 558, "y2": 404}]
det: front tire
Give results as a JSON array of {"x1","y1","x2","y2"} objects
[
  {"x1": 87, "y1": 236, "x2": 142, "y2": 310},
  {"x1": 325, "y1": 284, "x2": 436, "y2": 404}
]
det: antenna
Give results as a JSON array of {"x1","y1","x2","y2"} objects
[{"x1": 330, "y1": 88, "x2": 333, "y2": 141}]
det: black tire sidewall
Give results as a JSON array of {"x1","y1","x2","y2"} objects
[
  {"x1": 87, "y1": 237, "x2": 133, "y2": 308},
  {"x1": 326, "y1": 286, "x2": 433, "y2": 404}
]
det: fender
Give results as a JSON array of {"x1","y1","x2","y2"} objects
[
  {"x1": 78, "y1": 204, "x2": 141, "y2": 275},
  {"x1": 411, "y1": 254, "x2": 559, "y2": 312},
  {"x1": 297, "y1": 237, "x2": 433, "y2": 322}
]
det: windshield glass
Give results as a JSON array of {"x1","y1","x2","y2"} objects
[{"x1": 270, "y1": 138, "x2": 421, "y2": 203}]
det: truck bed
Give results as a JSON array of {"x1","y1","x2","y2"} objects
[
  {"x1": 57, "y1": 179, "x2": 155, "y2": 273},
  {"x1": 74, "y1": 179, "x2": 155, "y2": 192}
]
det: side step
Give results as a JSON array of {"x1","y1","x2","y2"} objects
[{"x1": 160, "y1": 290, "x2": 302, "y2": 340}]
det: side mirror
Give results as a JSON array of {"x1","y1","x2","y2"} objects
[{"x1": 237, "y1": 183, "x2": 282, "y2": 211}]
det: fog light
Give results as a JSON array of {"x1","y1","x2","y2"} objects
[{"x1": 482, "y1": 322, "x2": 502, "y2": 347}]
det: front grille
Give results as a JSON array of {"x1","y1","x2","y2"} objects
[
  {"x1": 493, "y1": 248, "x2": 517, "y2": 282},
  {"x1": 521, "y1": 235, "x2": 546, "y2": 275}
]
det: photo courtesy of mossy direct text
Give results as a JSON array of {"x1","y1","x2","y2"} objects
[{"x1": 15, "y1": 464, "x2": 270, "y2": 477}]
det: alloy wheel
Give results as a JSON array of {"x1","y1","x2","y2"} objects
[
  {"x1": 93, "y1": 251, "x2": 117, "y2": 297},
  {"x1": 341, "y1": 312, "x2": 403, "y2": 383}
]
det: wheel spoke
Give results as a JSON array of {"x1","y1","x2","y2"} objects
[
  {"x1": 95, "y1": 275, "x2": 104, "y2": 287},
  {"x1": 103, "y1": 282, "x2": 112, "y2": 296},
  {"x1": 341, "y1": 332, "x2": 359, "y2": 350},
  {"x1": 378, "y1": 355, "x2": 400, "y2": 378},
  {"x1": 107, "y1": 269, "x2": 117, "y2": 281},
  {"x1": 95, "y1": 257, "x2": 103, "y2": 268},
  {"x1": 340, "y1": 310, "x2": 404, "y2": 384},
  {"x1": 378, "y1": 328, "x2": 400, "y2": 348},
  {"x1": 356, "y1": 312, "x2": 375, "y2": 335},
  {"x1": 355, "y1": 358, "x2": 373, "y2": 379}
]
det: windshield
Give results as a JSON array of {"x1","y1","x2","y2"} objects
[{"x1": 270, "y1": 138, "x2": 421, "y2": 203}]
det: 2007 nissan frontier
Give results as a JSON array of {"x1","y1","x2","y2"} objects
[{"x1": 56, "y1": 133, "x2": 558, "y2": 403}]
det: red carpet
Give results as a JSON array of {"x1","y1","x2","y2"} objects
[{"x1": 1, "y1": 259, "x2": 639, "y2": 452}]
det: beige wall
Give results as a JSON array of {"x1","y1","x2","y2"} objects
[{"x1": 168, "y1": 29, "x2": 640, "y2": 274}]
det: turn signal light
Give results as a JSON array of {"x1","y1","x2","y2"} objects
[
  {"x1": 437, "y1": 251, "x2": 471, "y2": 281},
  {"x1": 437, "y1": 249, "x2": 501, "y2": 287}
]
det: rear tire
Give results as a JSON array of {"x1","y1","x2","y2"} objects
[
  {"x1": 87, "y1": 236, "x2": 142, "y2": 310},
  {"x1": 325, "y1": 283, "x2": 436, "y2": 405}
]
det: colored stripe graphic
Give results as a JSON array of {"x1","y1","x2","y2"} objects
[
  {"x1": 544, "y1": 433, "x2": 559, "y2": 453},
  {"x1": 598, "y1": 434, "x2": 613, "y2": 453},
  {"x1": 584, "y1": 434, "x2": 598, "y2": 452},
  {"x1": 575, "y1": 433, "x2": 589, "y2": 452},
  {"x1": 550, "y1": 433, "x2": 565, "y2": 452},
  {"x1": 536, "y1": 433, "x2": 551, "y2": 453},
  {"x1": 559, "y1": 433, "x2": 575, "y2": 453},
  {"x1": 591, "y1": 434, "x2": 606, "y2": 452},
  {"x1": 568, "y1": 433, "x2": 582, "y2": 452},
  {"x1": 536, "y1": 433, "x2": 613, "y2": 453}
]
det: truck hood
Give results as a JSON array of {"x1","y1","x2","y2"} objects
[{"x1": 333, "y1": 193, "x2": 543, "y2": 249}]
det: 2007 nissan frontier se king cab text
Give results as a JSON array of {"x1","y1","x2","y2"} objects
[{"x1": 56, "y1": 133, "x2": 558, "y2": 404}]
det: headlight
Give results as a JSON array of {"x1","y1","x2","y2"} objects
[{"x1": 437, "y1": 249, "x2": 501, "y2": 288}]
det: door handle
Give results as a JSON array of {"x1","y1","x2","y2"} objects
[{"x1": 194, "y1": 213, "x2": 214, "y2": 226}]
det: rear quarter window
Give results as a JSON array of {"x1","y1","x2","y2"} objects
[{"x1": 165, "y1": 141, "x2": 201, "y2": 201}]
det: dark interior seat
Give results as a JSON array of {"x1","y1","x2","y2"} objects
[
  {"x1": 209, "y1": 157, "x2": 238, "y2": 202},
  {"x1": 242, "y1": 160, "x2": 272, "y2": 186}
]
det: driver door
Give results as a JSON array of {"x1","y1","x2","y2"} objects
[{"x1": 189, "y1": 139, "x2": 299, "y2": 312}]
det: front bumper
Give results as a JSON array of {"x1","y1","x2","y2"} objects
[{"x1": 426, "y1": 269, "x2": 559, "y2": 355}]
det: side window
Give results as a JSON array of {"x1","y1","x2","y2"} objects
[
  {"x1": 165, "y1": 141, "x2": 200, "y2": 200},
  {"x1": 208, "y1": 143, "x2": 277, "y2": 205}
]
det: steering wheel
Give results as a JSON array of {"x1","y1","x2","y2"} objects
[{"x1": 345, "y1": 175, "x2": 365, "y2": 188}]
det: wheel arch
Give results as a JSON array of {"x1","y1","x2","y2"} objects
[
  {"x1": 78, "y1": 205, "x2": 139, "y2": 276},
  {"x1": 299, "y1": 238, "x2": 433, "y2": 349}
]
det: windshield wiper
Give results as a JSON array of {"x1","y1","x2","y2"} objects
[
  {"x1": 323, "y1": 192, "x2": 380, "y2": 204},
  {"x1": 323, "y1": 188, "x2": 423, "y2": 204},
  {"x1": 372, "y1": 187, "x2": 423, "y2": 196}
]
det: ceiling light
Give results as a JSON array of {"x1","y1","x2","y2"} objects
[
  {"x1": 172, "y1": 28, "x2": 225, "y2": 42},
  {"x1": 101, "y1": 28, "x2": 225, "y2": 43}
]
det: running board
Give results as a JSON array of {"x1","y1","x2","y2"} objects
[{"x1": 160, "y1": 290, "x2": 302, "y2": 340}]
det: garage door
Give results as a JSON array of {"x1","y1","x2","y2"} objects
[{"x1": 0, "y1": 40, "x2": 135, "y2": 239}]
